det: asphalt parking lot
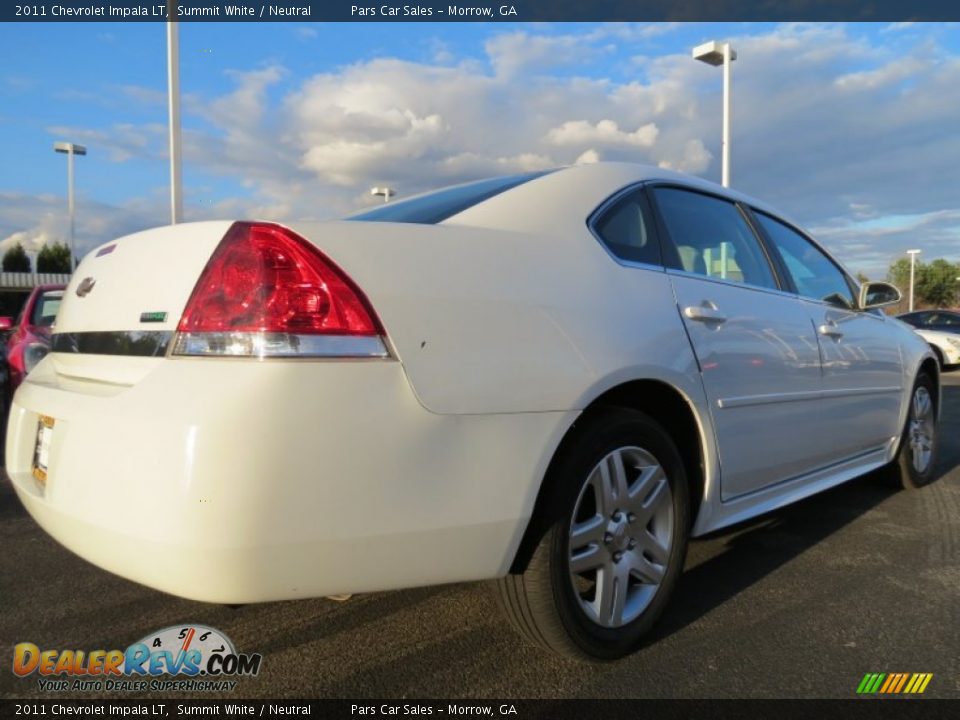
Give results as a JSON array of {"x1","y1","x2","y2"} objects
[{"x1": 2, "y1": 376, "x2": 959, "y2": 700}]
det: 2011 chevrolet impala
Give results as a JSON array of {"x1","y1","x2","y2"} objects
[{"x1": 7, "y1": 163, "x2": 939, "y2": 660}]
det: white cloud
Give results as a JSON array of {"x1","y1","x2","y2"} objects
[
  {"x1": 546, "y1": 119, "x2": 659, "y2": 148},
  {"x1": 484, "y1": 31, "x2": 603, "y2": 78},
  {"x1": 835, "y1": 57, "x2": 927, "y2": 91},
  {"x1": 656, "y1": 139, "x2": 711, "y2": 174},
  {"x1": 7, "y1": 23, "x2": 960, "y2": 280},
  {"x1": 46, "y1": 123, "x2": 166, "y2": 163},
  {"x1": 575, "y1": 149, "x2": 601, "y2": 165}
]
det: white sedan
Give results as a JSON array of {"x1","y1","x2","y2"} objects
[
  {"x1": 896, "y1": 312, "x2": 960, "y2": 369},
  {"x1": 7, "y1": 163, "x2": 939, "y2": 660}
]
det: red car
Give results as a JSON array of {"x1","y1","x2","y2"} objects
[{"x1": 2, "y1": 284, "x2": 66, "y2": 394}]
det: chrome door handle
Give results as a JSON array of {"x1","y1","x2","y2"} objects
[
  {"x1": 818, "y1": 322, "x2": 844, "y2": 339},
  {"x1": 684, "y1": 304, "x2": 727, "y2": 324}
]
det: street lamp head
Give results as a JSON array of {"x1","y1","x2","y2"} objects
[
  {"x1": 692, "y1": 41, "x2": 737, "y2": 66},
  {"x1": 54, "y1": 142, "x2": 87, "y2": 156},
  {"x1": 370, "y1": 186, "x2": 396, "y2": 202},
  {"x1": 906, "y1": 249, "x2": 922, "y2": 256}
]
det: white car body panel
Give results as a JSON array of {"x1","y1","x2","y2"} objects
[
  {"x1": 9, "y1": 357, "x2": 575, "y2": 602},
  {"x1": 6, "y1": 162, "x2": 939, "y2": 603},
  {"x1": 913, "y1": 327, "x2": 960, "y2": 366}
]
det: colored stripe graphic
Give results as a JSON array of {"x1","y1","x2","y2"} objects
[
  {"x1": 893, "y1": 673, "x2": 909, "y2": 693},
  {"x1": 858, "y1": 672, "x2": 933, "y2": 695}
]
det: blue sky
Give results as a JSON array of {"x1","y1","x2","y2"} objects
[{"x1": 2, "y1": 21, "x2": 960, "y2": 277}]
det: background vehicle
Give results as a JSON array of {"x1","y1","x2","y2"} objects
[
  {"x1": 4, "y1": 285, "x2": 65, "y2": 396},
  {"x1": 897, "y1": 311, "x2": 960, "y2": 369},
  {"x1": 898, "y1": 309, "x2": 960, "y2": 334},
  {"x1": 6, "y1": 164, "x2": 939, "y2": 661}
]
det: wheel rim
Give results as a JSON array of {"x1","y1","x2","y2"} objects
[
  {"x1": 567, "y1": 446, "x2": 674, "y2": 629},
  {"x1": 908, "y1": 386, "x2": 935, "y2": 474}
]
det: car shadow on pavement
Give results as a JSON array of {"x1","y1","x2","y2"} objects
[{"x1": 650, "y1": 472, "x2": 895, "y2": 644}]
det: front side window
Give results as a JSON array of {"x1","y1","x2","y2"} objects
[
  {"x1": 590, "y1": 190, "x2": 661, "y2": 266},
  {"x1": 754, "y1": 212, "x2": 855, "y2": 309},
  {"x1": 899, "y1": 312, "x2": 929, "y2": 327},
  {"x1": 652, "y1": 187, "x2": 777, "y2": 290}
]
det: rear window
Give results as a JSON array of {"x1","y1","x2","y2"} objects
[
  {"x1": 346, "y1": 171, "x2": 553, "y2": 225},
  {"x1": 31, "y1": 291, "x2": 63, "y2": 327}
]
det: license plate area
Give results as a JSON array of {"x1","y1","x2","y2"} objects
[{"x1": 32, "y1": 415, "x2": 54, "y2": 486}]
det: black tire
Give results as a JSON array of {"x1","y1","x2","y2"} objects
[
  {"x1": 930, "y1": 346, "x2": 945, "y2": 370},
  {"x1": 887, "y1": 372, "x2": 938, "y2": 489},
  {"x1": 495, "y1": 407, "x2": 689, "y2": 661}
]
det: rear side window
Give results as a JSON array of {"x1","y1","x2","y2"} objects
[
  {"x1": 347, "y1": 171, "x2": 553, "y2": 225},
  {"x1": 754, "y1": 212, "x2": 855, "y2": 309},
  {"x1": 31, "y1": 292, "x2": 62, "y2": 327},
  {"x1": 590, "y1": 189, "x2": 661, "y2": 266},
  {"x1": 652, "y1": 187, "x2": 777, "y2": 290}
]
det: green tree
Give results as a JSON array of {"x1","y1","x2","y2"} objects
[
  {"x1": 917, "y1": 258, "x2": 960, "y2": 308},
  {"x1": 887, "y1": 257, "x2": 913, "y2": 294},
  {"x1": 855, "y1": 271, "x2": 870, "y2": 284},
  {"x1": 36, "y1": 242, "x2": 72, "y2": 273},
  {"x1": 887, "y1": 256, "x2": 960, "y2": 309},
  {"x1": 2, "y1": 243, "x2": 31, "y2": 272}
]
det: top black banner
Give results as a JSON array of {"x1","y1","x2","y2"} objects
[{"x1": 4, "y1": 0, "x2": 960, "y2": 22}]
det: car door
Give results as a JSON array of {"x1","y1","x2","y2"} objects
[
  {"x1": 751, "y1": 211, "x2": 904, "y2": 460},
  {"x1": 649, "y1": 186, "x2": 826, "y2": 500}
]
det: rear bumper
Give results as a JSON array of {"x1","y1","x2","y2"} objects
[{"x1": 7, "y1": 355, "x2": 573, "y2": 603}]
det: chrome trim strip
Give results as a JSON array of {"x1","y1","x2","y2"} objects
[
  {"x1": 172, "y1": 332, "x2": 390, "y2": 359},
  {"x1": 717, "y1": 385, "x2": 903, "y2": 409},
  {"x1": 666, "y1": 267, "x2": 800, "y2": 300},
  {"x1": 51, "y1": 332, "x2": 172, "y2": 357},
  {"x1": 717, "y1": 390, "x2": 820, "y2": 409},
  {"x1": 820, "y1": 386, "x2": 903, "y2": 399}
]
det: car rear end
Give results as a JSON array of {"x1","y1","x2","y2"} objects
[{"x1": 6, "y1": 220, "x2": 568, "y2": 602}]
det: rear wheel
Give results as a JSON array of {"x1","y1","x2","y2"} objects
[
  {"x1": 887, "y1": 372, "x2": 938, "y2": 489},
  {"x1": 495, "y1": 408, "x2": 689, "y2": 660}
]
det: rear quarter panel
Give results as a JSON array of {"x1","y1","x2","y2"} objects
[{"x1": 288, "y1": 220, "x2": 705, "y2": 417}]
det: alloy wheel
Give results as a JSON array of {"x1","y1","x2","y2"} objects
[{"x1": 567, "y1": 446, "x2": 674, "y2": 628}]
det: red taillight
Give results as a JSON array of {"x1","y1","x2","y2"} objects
[{"x1": 177, "y1": 222, "x2": 382, "y2": 336}]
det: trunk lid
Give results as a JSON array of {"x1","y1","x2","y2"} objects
[{"x1": 49, "y1": 221, "x2": 232, "y2": 385}]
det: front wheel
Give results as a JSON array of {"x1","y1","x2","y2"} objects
[
  {"x1": 495, "y1": 408, "x2": 689, "y2": 661},
  {"x1": 887, "y1": 372, "x2": 938, "y2": 489}
]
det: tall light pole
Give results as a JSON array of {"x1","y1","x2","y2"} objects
[
  {"x1": 167, "y1": 0, "x2": 183, "y2": 224},
  {"x1": 370, "y1": 187, "x2": 395, "y2": 203},
  {"x1": 53, "y1": 141, "x2": 87, "y2": 272},
  {"x1": 693, "y1": 40, "x2": 737, "y2": 188},
  {"x1": 907, "y1": 249, "x2": 921, "y2": 312}
]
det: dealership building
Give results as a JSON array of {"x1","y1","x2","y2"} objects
[{"x1": 0, "y1": 272, "x2": 72, "y2": 318}]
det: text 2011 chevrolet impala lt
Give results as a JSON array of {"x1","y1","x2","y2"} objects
[{"x1": 7, "y1": 163, "x2": 939, "y2": 660}]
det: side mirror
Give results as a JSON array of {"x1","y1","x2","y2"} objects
[
  {"x1": 0, "y1": 316, "x2": 12, "y2": 331},
  {"x1": 859, "y1": 281, "x2": 901, "y2": 310}
]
